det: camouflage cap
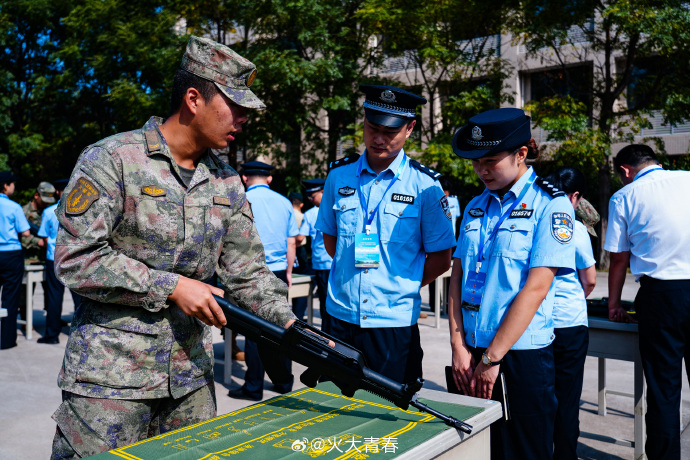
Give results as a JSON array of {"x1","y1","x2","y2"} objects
[
  {"x1": 180, "y1": 35, "x2": 265, "y2": 110},
  {"x1": 576, "y1": 197, "x2": 600, "y2": 237},
  {"x1": 37, "y1": 181, "x2": 56, "y2": 204}
]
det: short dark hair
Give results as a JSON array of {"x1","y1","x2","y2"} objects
[
  {"x1": 614, "y1": 144, "x2": 658, "y2": 173},
  {"x1": 545, "y1": 166, "x2": 586, "y2": 196},
  {"x1": 169, "y1": 69, "x2": 220, "y2": 116}
]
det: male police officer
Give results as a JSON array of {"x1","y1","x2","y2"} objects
[
  {"x1": 51, "y1": 36, "x2": 297, "y2": 458},
  {"x1": 296, "y1": 179, "x2": 334, "y2": 332},
  {"x1": 228, "y1": 160, "x2": 298, "y2": 401},
  {"x1": 315, "y1": 85, "x2": 455, "y2": 383},
  {"x1": 605, "y1": 144, "x2": 690, "y2": 459}
]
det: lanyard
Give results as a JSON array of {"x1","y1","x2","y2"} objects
[
  {"x1": 476, "y1": 170, "x2": 536, "y2": 273},
  {"x1": 633, "y1": 166, "x2": 662, "y2": 182},
  {"x1": 357, "y1": 153, "x2": 407, "y2": 234},
  {"x1": 246, "y1": 184, "x2": 270, "y2": 191}
]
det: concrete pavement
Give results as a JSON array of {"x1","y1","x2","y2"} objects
[{"x1": 1, "y1": 272, "x2": 689, "y2": 459}]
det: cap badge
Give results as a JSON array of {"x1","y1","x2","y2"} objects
[
  {"x1": 245, "y1": 68, "x2": 257, "y2": 87},
  {"x1": 471, "y1": 125, "x2": 483, "y2": 141},
  {"x1": 380, "y1": 90, "x2": 396, "y2": 103}
]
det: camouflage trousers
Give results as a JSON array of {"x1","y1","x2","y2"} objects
[{"x1": 50, "y1": 384, "x2": 216, "y2": 459}]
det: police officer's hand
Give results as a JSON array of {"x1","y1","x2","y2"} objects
[
  {"x1": 608, "y1": 303, "x2": 637, "y2": 323},
  {"x1": 169, "y1": 276, "x2": 227, "y2": 328},
  {"x1": 471, "y1": 362, "x2": 500, "y2": 400},
  {"x1": 451, "y1": 344, "x2": 475, "y2": 396}
]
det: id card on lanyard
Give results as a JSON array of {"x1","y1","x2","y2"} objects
[
  {"x1": 462, "y1": 170, "x2": 536, "y2": 311},
  {"x1": 354, "y1": 154, "x2": 407, "y2": 269}
]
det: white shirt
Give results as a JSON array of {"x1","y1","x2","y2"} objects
[{"x1": 604, "y1": 165, "x2": 690, "y2": 280}]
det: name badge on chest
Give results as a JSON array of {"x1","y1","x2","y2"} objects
[
  {"x1": 354, "y1": 233, "x2": 380, "y2": 268},
  {"x1": 462, "y1": 271, "x2": 487, "y2": 311}
]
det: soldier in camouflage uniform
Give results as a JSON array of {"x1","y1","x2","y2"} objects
[
  {"x1": 22, "y1": 181, "x2": 56, "y2": 263},
  {"x1": 50, "y1": 36, "x2": 297, "y2": 459}
]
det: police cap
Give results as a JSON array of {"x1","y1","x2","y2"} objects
[
  {"x1": 302, "y1": 178, "x2": 326, "y2": 194},
  {"x1": 360, "y1": 85, "x2": 427, "y2": 128},
  {"x1": 52, "y1": 179, "x2": 70, "y2": 192},
  {"x1": 453, "y1": 108, "x2": 531, "y2": 159},
  {"x1": 240, "y1": 161, "x2": 274, "y2": 176},
  {"x1": 0, "y1": 171, "x2": 18, "y2": 183}
]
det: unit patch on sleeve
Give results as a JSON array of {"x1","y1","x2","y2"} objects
[
  {"x1": 551, "y1": 212, "x2": 574, "y2": 243},
  {"x1": 65, "y1": 177, "x2": 100, "y2": 215},
  {"x1": 509, "y1": 209, "x2": 533, "y2": 219},
  {"x1": 391, "y1": 193, "x2": 414, "y2": 204},
  {"x1": 338, "y1": 186, "x2": 356, "y2": 196},
  {"x1": 440, "y1": 196, "x2": 452, "y2": 220},
  {"x1": 468, "y1": 208, "x2": 485, "y2": 218}
]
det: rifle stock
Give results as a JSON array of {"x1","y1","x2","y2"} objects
[{"x1": 214, "y1": 295, "x2": 472, "y2": 434}]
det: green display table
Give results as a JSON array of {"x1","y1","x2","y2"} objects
[{"x1": 90, "y1": 382, "x2": 502, "y2": 459}]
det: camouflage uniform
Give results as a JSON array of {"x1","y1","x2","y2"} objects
[
  {"x1": 575, "y1": 197, "x2": 600, "y2": 237},
  {"x1": 50, "y1": 36, "x2": 294, "y2": 458},
  {"x1": 21, "y1": 200, "x2": 45, "y2": 262}
]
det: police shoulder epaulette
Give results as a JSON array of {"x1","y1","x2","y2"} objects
[
  {"x1": 535, "y1": 177, "x2": 566, "y2": 198},
  {"x1": 409, "y1": 160, "x2": 442, "y2": 181},
  {"x1": 329, "y1": 154, "x2": 360, "y2": 170}
]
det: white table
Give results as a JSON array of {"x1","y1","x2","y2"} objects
[
  {"x1": 222, "y1": 274, "x2": 314, "y2": 384},
  {"x1": 429, "y1": 266, "x2": 452, "y2": 329},
  {"x1": 18, "y1": 264, "x2": 45, "y2": 340},
  {"x1": 585, "y1": 317, "x2": 646, "y2": 460}
]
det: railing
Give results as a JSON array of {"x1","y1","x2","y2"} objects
[{"x1": 519, "y1": 20, "x2": 594, "y2": 54}]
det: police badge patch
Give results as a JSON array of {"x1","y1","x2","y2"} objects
[
  {"x1": 468, "y1": 208, "x2": 484, "y2": 217},
  {"x1": 338, "y1": 186, "x2": 356, "y2": 196},
  {"x1": 440, "y1": 196, "x2": 452, "y2": 220},
  {"x1": 551, "y1": 212, "x2": 574, "y2": 243}
]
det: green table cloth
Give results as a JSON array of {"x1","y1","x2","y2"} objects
[{"x1": 90, "y1": 382, "x2": 483, "y2": 459}]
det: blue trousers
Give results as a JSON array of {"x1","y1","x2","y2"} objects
[
  {"x1": 470, "y1": 345, "x2": 557, "y2": 460},
  {"x1": 313, "y1": 269, "x2": 331, "y2": 333},
  {"x1": 241, "y1": 270, "x2": 293, "y2": 398},
  {"x1": 553, "y1": 325, "x2": 588, "y2": 460},
  {"x1": 328, "y1": 315, "x2": 423, "y2": 384},
  {"x1": 0, "y1": 250, "x2": 24, "y2": 349},
  {"x1": 637, "y1": 277, "x2": 690, "y2": 460}
]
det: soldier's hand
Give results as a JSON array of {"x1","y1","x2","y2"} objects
[{"x1": 169, "y1": 277, "x2": 227, "y2": 328}]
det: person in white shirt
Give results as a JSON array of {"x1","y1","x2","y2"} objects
[{"x1": 605, "y1": 144, "x2": 690, "y2": 459}]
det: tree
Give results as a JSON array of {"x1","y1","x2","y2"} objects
[{"x1": 507, "y1": 0, "x2": 690, "y2": 267}]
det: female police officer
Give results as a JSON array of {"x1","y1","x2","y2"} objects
[
  {"x1": 447, "y1": 108, "x2": 575, "y2": 460},
  {"x1": 545, "y1": 167, "x2": 597, "y2": 460}
]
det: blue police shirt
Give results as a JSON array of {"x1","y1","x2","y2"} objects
[
  {"x1": 38, "y1": 203, "x2": 59, "y2": 261},
  {"x1": 453, "y1": 167, "x2": 576, "y2": 349},
  {"x1": 299, "y1": 206, "x2": 332, "y2": 271},
  {"x1": 316, "y1": 150, "x2": 455, "y2": 328},
  {"x1": 552, "y1": 220, "x2": 595, "y2": 329},
  {"x1": 245, "y1": 184, "x2": 298, "y2": 271},
  {"x1": 0, "y1": 193, "x2": 31, "y2": 251}
]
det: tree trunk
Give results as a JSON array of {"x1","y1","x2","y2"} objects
[{"x1": 597, "y1": 157, "x2": 611, "y2": 270}]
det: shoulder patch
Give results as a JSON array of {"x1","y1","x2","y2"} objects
[
  {"x1": 65, "y1": 177, "x2": 101, "y2": 215},
  {"x1": 535, "y1": 177, "x2": 566, "y2": 198},
  {"x1": 144, "y1": 129, "x2": 161, "y2": 153},
  {"x1": 329, "y1": 154, "x2": 360, "y2": 170},
  {"x1": 409, "y1": 160, "x2": 441, "y2": 181},
  {"x1": 551, "y1": 212, "x2": 574, "y2": 243}
]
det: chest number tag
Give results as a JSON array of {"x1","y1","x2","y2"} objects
[
  {"x1": 141, "y1": 185, "x2": 166, "y2": 197},
  {"x1": 65, "y1": 177, "x2": 100, "y2": 215},
  {"x1": 391, "y1": 193, "x2": 414, "y2": 204},
  {"x1": 213, "y1": 196, "x2": 232, "y2": 206}
]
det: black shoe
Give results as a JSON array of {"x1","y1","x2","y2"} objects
[
  {"x1": 227, "y1": 387, "x2": 262, "y2": 401},
  {"x1": 37, "y1": 336, "x2": 60, "y2": 344}
]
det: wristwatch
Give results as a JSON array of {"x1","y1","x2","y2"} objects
[{"x1": 481, "y1": 352, "x2": 503, "y2": 367}]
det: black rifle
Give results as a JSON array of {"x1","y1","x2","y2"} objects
[{"x1": 214, "y1": 295, "x2": 473, "y2": 434}]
